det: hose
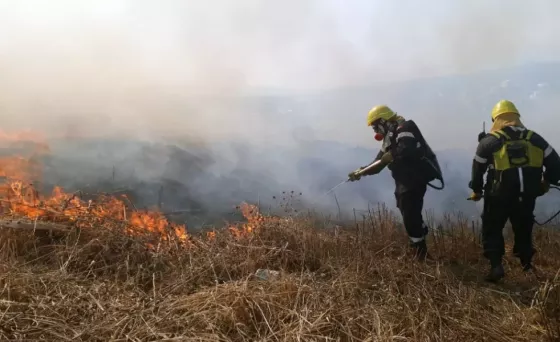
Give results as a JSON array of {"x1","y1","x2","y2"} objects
[
  {"x1": 534, "y1": 185, "x2": 560, "y2": 226},
  {"x1": 468, "y1": 185, "x2": 560, "y2": 226},
  {"x1": 428, "y1": 178, "x2": 445, "y2": 190},
  {"x1": 421, "y1": 155, "x2": 445, "y2": 191}
]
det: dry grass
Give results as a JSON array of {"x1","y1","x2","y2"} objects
[{"x1": 0, "y1": 205, "x2": 559, "y2": 341}]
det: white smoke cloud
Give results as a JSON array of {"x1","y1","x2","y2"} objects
[
  {"x1": 1, "y1": 0, "x2": 560, "y2": 218},
  {"x1": 1, "y1": 1, "x2": 559, "y2": 140}
]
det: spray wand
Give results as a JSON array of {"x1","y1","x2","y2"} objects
[{"x1": 324, "y1": 159, "x2": 388, "y2": 196}]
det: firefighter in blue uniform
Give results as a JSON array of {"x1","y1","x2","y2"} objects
[{"x1": 469, "y1": 99, "x2": 560, "y2": 282}]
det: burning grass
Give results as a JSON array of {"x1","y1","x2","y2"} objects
[{"x1": 0, "y1": 202, "x2": 559, "y2": 341}]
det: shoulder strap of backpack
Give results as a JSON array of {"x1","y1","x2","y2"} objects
[{"x1": 490, "y1": 129, "x2": 510, "y2": 140}]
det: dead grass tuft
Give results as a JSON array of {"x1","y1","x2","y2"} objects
[{"x1": 0, "y1": 205, "x2": 559, "y2": 341}]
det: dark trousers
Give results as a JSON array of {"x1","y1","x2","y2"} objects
[
  {"x1": 395, "y1": 184, "x2": 428, "y2": 241},
  {"x1": 482, "y1": 195, "x2": 536, "y2": 264}
]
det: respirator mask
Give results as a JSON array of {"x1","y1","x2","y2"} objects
[{"x1": 372, "y1": 120, "x2": 387, "y2": 141}]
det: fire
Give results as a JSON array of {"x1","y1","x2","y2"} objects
[
  {"x1": 0, "y1": 128, "x2": 278, "y2": 246},
  {"x1": 227, "y1": 202, "x2": 279, "y2": 238},
  {"x1": 0, "y1": 129, "x2": 189, "y2": 246},
  {"x1": 2, "y1": 181, "x2": 190, "y2": 245}
]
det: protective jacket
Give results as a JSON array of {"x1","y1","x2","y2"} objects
[
  {"x1": 470, "y1": 125, "x2": 560, "y2": 197},
  {"x1": 364, "y1": 119, "x2": 439, "y2": 193}
]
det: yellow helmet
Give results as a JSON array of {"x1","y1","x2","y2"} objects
[
  {"x1": 491, "y1": 100, "x2": 520, "y2": 121},
  {"x1": 366, "y1": 105, "x2": 396, "y2": 126}
]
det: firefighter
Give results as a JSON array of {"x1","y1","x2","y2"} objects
[
  {"x1": 469, "y1": 99, "x2": 560, "y2": 282},
  {"x1": 348, "y1": 105, "x2": 442, "y2": 260}
]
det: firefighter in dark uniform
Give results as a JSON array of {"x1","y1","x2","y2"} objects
[
  {"x1": 348, "y1": 105, "x2": 443, "y2": 260},
  {"x1": 469, "y1": 99, "x2": 560, "y2": 282}
]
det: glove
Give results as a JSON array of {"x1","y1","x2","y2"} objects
[
  {"x1": 468, "y1": 192, "x2": 482, "y2": 201},
  {"x1": 348, "y1": 168, "x2": 363, "y2": 182},
  {"x1": 478, "y1": 132, "x2": 486, "y2": 142},
  {"x1": 540, "y1": 180, "x2": 550, "y2": 196}
]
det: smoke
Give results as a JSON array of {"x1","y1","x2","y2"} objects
[{"x1": 1, "y1": 1, "x2": 560, "y2": 225}]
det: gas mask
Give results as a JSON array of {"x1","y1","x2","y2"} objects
[{"x1": 372, "y1": 120, "x2": 392, "y2": 141}]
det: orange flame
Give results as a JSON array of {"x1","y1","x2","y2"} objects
[
  {"x1": 227, "y1": 202, "x2": 279, "y2": 238},
  {"x1": 0, "y1": 129, "x2": 281, "y2": 246},
  {"x1": 0, "y1": 129, "x2": 189, "y2": 246}
]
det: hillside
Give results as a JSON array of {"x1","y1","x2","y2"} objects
[
  {"x1": 0, "y1": 203, "x2": 559, "y2": 341},
  {"x1": 239, "y1": 61, "x2": 560, "y2": 150}
]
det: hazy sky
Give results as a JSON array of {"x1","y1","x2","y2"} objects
[
  {"x1": 1, "y1": 0, "x2": 560, "y2": 143},
  {"x1": 2, "y1": 1, "x2": 559, "y2": 90}
]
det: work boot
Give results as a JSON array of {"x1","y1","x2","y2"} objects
[
  {"x1": 410, "y1": 240, "x2": 432, "y2": 262},
  {"x1": 520, "y1": 256, "x2": 534, "y2": 272},
  {"x1": 521, "y1": 261, "x2": 540, "y2": 279},
  {"x1": 485, "y1": 259, "x2": 505, "y2": 283}
]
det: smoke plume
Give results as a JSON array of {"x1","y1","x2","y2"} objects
[{"x1": 1, "y1": 1, "x2": 560, "y2": 227}]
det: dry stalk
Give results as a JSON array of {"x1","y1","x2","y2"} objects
[{"x1": 0, "y1": 206, "x2": 558, "y2": 341}]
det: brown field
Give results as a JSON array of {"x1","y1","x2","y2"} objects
[{"x1": 0, "y1": 201, "x2": 559, "y2": 342}]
